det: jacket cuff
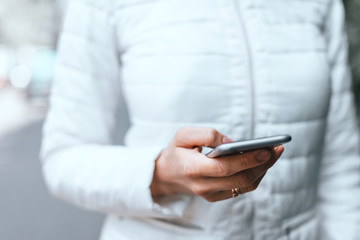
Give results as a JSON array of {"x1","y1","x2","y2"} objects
[
  {"x1": 42, "y1": 145, "x2": 191, "y2": 219},
  {"x1": 123, "y1": 146, "x2": 191, "y2": 218}
]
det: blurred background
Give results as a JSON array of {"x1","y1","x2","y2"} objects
[
  {"x1": 0, "y1": 1, "x2": 359, "y2": 239},
  {"x1": 0, "y1": 1, "x2": 104, "y2": 239}
]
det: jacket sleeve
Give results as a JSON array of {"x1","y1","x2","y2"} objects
[
  {"x1": 41, "y1": 0, "x2": 190, "y2": 219},
  {"x1": 318, "y1": 1, "x2": 360, "y2": 239}
]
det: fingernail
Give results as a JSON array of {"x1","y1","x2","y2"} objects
[
  {"x1": 222, "y1": 136, "x2": 232, "y2": 144},
  {"x1": 275, "y1": 145, "x2": 284, "y2": 156},
  {"x1": 256, "y1": 151, "x2": 271, "y2": 162}
]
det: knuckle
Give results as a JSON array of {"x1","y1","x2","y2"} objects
[
  {"x1": 235, "y1": 176, "x2": 245, "y2": 187},
  {"x1": 244, "y1": 177, "x2": 254, "y2": 187},
  {"x1": 209, "y1": 128, "x2": 218, "y2": 137},
  {"x1": 236, "y1": 174, "x2": 252, "y2": 187},
  {"x1": 216, "y1": 161, "x2": 232, "y2": 176},
  {"x1": 191, "y1": 184, "x2": 208, "y2": 196},
  {"x1": 235, "y1": 154, "x2": 252, "y2": 168},
  {"x1": 205, "y1": 128, "x2": 218, "y2": 144},
  {"x1": 183, "y1": 165, "x2": 197, "y2": 178}
]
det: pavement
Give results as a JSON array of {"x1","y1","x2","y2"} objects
[{"x1": 0, "y1": 88, "x2": 104, "y2": 240}]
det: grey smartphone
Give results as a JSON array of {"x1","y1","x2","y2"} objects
[{"x1": 206, "y1": 134, "x2": 292, "y2": 158}]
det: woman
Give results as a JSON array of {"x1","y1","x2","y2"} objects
[{"x1": 41, "y1": 0, "x2": 360, "y2": 239}]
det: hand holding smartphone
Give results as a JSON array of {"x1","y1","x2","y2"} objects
[
  {"x1": 206, "y1": 134, "x2": 291, "y2": 158},
  {"x1": 151, "y1": 127, "x2": 288, "y2": 201}
]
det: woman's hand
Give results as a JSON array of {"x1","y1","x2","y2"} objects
[{"x1": 150, "y1": 127, "x2": 284, "y2": 202}]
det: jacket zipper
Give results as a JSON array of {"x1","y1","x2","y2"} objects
[{"x1": 234, "y1": 1, "x2": 256, "y2": 138}]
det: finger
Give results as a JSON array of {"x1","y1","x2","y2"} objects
[
  {"x1": 264, "y1": 145, "x2": 284, "y2": 169},
  {"x1": 240, "y1": 172, "x2": 265, "y2": 192},
  {"x1": 198, "y1": 153, "x2": 273, "y2": 190},
  {"x1": 201, "y1": 148, "x2": 273, "y2": 177},
  {"x1": 184, "y1": 146, "x2": 285, "y2": 201},
  {"x1": 274, "y1": 145, "x2": 284, "y2": 159},
  {"x1": 173, "y1": 126, "x2": 232, "y2": 148},
  {"x1": 198, "y1": 146, "x2": 284, "y2": 189},
  {"x1": 194, "y1": 146, "x2": 203, "y2": 153},
  {"x1": 202, "y1": 190, "x2": 230, "y2": 202},
  {"x1": 202, "y1": 173, "x2": 267, "y2": 202},
  {"x1": 207, "y1": 144, "x2": 285, "y2": 178}
]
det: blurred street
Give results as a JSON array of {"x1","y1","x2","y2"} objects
[
  {"x1": 0, "y1": 1, "x2": 105, "y2": 238},
  {"x1": 0, "y1": 86, "x2": 104, "y2": 239},
  {"x1": 0, "y1": 117, "x2": 104, "y2": 240}
]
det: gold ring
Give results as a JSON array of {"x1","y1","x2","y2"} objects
[{"x1": 232, "y1": 188, "x2": 240, "y2": 198}]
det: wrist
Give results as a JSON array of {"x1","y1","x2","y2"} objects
[{"x1": 150, "y1": 150, "x2": 176, "y2": 196}]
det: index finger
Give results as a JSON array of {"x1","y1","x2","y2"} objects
[{"x1": 199, "y1": 147, "x2": 283, "y2": 177}]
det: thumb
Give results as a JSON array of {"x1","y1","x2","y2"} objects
[{"x1": 174, "y1": 127, "x2": 232, "y2": 148}]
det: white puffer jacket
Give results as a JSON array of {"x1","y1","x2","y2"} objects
[{"x1": 41, "y1": 0, "x2": 360, "y2": 239}]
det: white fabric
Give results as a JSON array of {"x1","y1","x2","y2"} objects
[{"x1": 41, "y1": 0, "x2": 360, "y2": 239}]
